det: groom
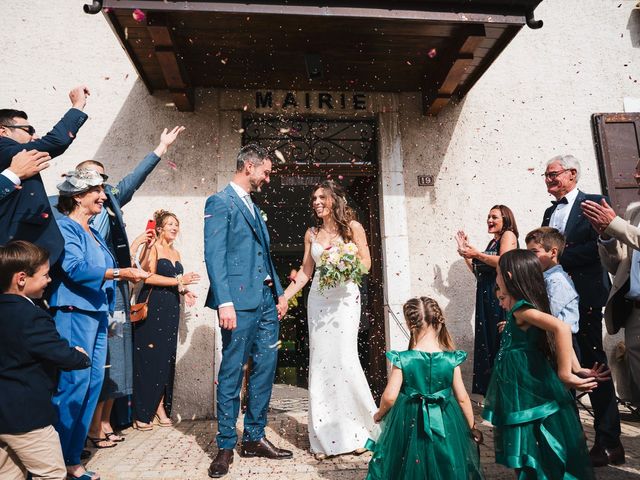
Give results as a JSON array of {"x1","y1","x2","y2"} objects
[{"x1": 204, "y1": 144, "x2": 291, "y2": 478}]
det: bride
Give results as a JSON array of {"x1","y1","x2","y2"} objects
[{"x1": 284, "y1": 180, "x2": 379, "y2": 459}]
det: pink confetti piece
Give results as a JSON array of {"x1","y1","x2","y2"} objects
[
  {"x1": 167, "y1": 160, "x2": 177, "y2": 170},
  {"x1": 68, "y1": 131, "x2": 75, "y2": 138},
  {"x1": 132, "y1": 8, "x2": 146, "y2": 23},
  {"x1": 40, "y1": 213, "x2": 49, "y2": 219},
  {"x1": 427, "y1": 48, "x2": 437, "y2": 59}
]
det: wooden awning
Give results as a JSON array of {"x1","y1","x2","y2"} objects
[{"x1": 98, "y1": 0, "x2": 543, "y2": 114}]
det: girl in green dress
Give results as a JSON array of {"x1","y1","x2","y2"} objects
[
  {"x1": 366, "y1": 297, "x2": 484, "y2": 479},
  {"x1": 485, "y1": 249, "x2": 604, "y2": 479}
]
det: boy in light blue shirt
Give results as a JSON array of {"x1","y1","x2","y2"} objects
[{"x1": 526, "y1": 227, "x2": 581, "y2": 357}]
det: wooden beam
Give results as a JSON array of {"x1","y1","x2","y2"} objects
[
  {"x1": 422, "y1": 26, "x2": 485, "y2": 115},
  {"x1": 102, "y1": 1, "x2": 527, "y2": 25},
  {"x1": 146, "y1": 13, "x2": 194, "y2": 111}
]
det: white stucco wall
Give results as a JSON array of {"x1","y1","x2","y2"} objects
[
  {"x1": 400, "y1": 0, "x2": 639, "y2": 389},
  {"x1": 1, "y1": 0, "x2": 638, "y2": 415}
]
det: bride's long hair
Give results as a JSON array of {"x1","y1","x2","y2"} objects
[{"x1": 310, "y1": 180, "x2": 356, "y2": 242}]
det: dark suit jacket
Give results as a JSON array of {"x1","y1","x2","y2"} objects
[
  {"x1": 0, "y1": 108, "x2": 87, "y2": 264},
  {"x1": 204, "y1": 184, "x2": 284, "y2": 310},
  {"x1": 542, "y1": 189, "x2": 610, "y2": 308},
  {"x1": 0, "y1": 294, "x2": 91, "y2": 434},
  {"x1": 0, "y1": 173, "x2": 17, "y2": 202}
]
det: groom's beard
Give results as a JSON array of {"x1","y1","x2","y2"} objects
[{"x1": 249, "y1": 178, "x2": 263, "y2": 193}]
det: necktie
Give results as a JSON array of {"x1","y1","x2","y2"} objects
[
  {"x1": 551, "y1": 197, "x2": 568, "y2": 206},
  {"x1": 243, "y1": 194, "x2": 256, "y2": 218}
]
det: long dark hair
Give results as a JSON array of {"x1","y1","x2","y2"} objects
[
  {"x1": 498, "y1": 249, "x2": 553, "y2": 357},
  {"x1": 310, "y1": 180, "x2": 356, "y2": 242},
  {"x1": 491, "y1": 204, "x2": 519, "y2": 239},
  {"x1": 403, "y1": 296, "x2": 454, "y2": 351}
]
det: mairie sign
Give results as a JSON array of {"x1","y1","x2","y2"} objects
[{"x1": 255, "y1": 91, "x2": 366, "y2": 110}]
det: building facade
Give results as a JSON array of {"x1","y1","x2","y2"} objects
[{"x1": 1, "y1": 0, "x2": 638, "y2": 418}]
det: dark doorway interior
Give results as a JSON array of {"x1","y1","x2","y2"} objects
[{"x1": 245, "y1": 116, "x2": 387, "y2": 398}]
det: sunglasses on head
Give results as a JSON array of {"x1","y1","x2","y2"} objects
[{"x1": 1, "y1": 124, "x2": 36, "y2": 135}]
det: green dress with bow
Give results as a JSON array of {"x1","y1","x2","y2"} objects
[
  {"x1": 482, "y1": 299, "x2": 594, "y2": 479},
  {"x1": 366, "y1": 350, "x2": 483, "y2": 480}
]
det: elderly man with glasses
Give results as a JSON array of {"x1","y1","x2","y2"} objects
[
  {"x1": 0, "y1": 85, "x2": 90, "y2": 265},
  {"x1": 541, "y1": 154, "x2": 624, "y2": 467}
]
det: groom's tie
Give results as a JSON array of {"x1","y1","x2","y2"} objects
[{"x1": 243, "y1": 193, "x2": 256, "y2": 219}]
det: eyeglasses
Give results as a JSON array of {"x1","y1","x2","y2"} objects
[
  {"x1": 1, "y1": 124, "x2": 35, "y2": 135},
  {"x1": 542, "y1": 168, "x2": 572, "y2": 180}
]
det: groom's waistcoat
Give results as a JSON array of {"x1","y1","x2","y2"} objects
[{"x1": 203, "y1": 184, "x2": 283, "y2": 311}]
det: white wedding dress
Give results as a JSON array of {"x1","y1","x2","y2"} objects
[{"x1": 307, "y1": 236, "x2": 379, "y2": 455}]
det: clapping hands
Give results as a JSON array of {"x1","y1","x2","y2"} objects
[{"x1": 456, "y1": 230, "x2": 479, "y2": 259}]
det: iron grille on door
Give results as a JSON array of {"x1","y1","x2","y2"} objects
[{"x1": 242, "y1": 117, "x2": 376, "y2": 166}]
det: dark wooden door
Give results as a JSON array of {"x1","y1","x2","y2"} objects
[
  {"x1": 245, "y1": 115, "x2": 387, "y2": 396},
  {"x1": 592, "y1": 113, "x2": 640, "y2": 213}
]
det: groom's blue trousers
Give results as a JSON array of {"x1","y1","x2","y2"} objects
[{"x1": 216, "y1": 284, "x2": 280, "y2": 449}]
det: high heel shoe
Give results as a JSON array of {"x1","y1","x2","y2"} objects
[
  {"x1": 132, "y1": 421, "x2": 153, "y2": 431},
  {"x1": 153, "y1": 414, "x2": 173, "y2": 427}
]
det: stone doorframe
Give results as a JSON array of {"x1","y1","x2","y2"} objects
[{"x1": 212, "y1": 91, "x2": 413, "y2": 411}]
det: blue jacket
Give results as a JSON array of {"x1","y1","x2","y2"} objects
[
  {"x1": 50, "y1": 151, "x2": 162, "y2": 269},
  {"x1": 49, "y1": 216, "x2": 116, "y2": 313},
  {"x1": 0, "y1": 294, "x2": 91, "y2": 434},
  {"x1": 0, "y1": 108, "x2": 87, "y2": 264},
  {"x1": 0, "y1": 174, "x2": 16, "y2": 202},
  {"x1": 204, "y1": 184, "x2": 283, "y2": 310}
]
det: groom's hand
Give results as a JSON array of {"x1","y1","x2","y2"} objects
[
  {"x1": 218, "y1": 305, "x2": 237, "y2": 330},
  {"x1": 276, "y1": 295, "x2": 288, "y2": 320}
]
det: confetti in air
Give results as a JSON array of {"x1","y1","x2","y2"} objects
[
  {"x1": 274, "y1": 150, "x2": 286, "y2": 163},
  {"x1": 427, "y1": 48, "x2": 437, "y2": 58},
  {"x1": 132, "y1": 8, "x2": 146, "y2": 23}
]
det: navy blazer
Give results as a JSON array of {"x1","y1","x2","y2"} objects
[
  {"x1": 204, "y1": 184, "x2": 283, "y2": 310},
  {"x1": 0, "y1": 294, "x2": 90, "y2": 434},
  {"x1": 0, "y1": 108, "x2": 87, "y2": 264},
  {"x1": 49, "y1": 216, "x2": 116, "y2": 313},
  {"x1": 0, "y1": 174, "x2": 17, "y2": 202},
  {"x1": 542, "y1": 189, "x2": 610, "y2": 308}
]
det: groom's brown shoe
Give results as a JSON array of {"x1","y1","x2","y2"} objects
[
  {"x1": 240, "y1": 437, "x2": 293, "y2": 459},
  {"x1": 208, "y1": 449, "x2": 234, "y2": 478}
]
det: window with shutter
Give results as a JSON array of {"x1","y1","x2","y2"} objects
[{"x1": 592, "y1": 113, "x2": 640, "y2": 214}]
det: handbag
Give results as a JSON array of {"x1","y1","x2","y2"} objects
[{"x1": 130, "y1": 288, "x2": 153, "y2": 323}]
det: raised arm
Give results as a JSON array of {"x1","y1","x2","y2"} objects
[
  {"x1": 284, "y1": 229, "x2": 315, "y2": 301},
  {"x1": 0, "y1": 86, "x2": 89, "y2": 169},
  {"x1": 113, "y1": 126, "x2": 185, "y2": 207}
]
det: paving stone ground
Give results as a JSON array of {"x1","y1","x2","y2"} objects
[{"x1": 87, "y1": 385, "x2": 640, "y2": 479}]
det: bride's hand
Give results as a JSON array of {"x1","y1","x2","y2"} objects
[{"x1": 373, "y1": 410, "x2": 384, "y2": 423}]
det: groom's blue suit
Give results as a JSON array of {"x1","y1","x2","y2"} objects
[{"x1": 204, "y1": 183, "x2": 283, "y2": 449}]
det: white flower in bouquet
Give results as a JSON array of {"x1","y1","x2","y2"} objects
[{"x1": 317, "y1": 241, "x2": 368, "y2": 292}]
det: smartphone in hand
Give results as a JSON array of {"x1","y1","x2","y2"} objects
[{"x1": 146, "y1": 219, "x2": 156, "y2": 232}]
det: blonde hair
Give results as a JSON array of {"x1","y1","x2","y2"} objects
[
  {"x1": 403, "y1": 297, "x2": 454, "y2": 350},
  {"x1": 153, "y1": 209, "x2": 179, "y2": 235}
]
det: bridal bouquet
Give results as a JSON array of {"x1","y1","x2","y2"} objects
[{"x1": 317, "y1": 241, "x2": 368, "y2": 292}]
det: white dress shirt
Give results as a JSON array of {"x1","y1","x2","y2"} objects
[
  {"x1": 549, "y1": 187, "x2": 580, "y2": 235},
  {"x1": 1, "y1": 169, "x2": 21, "y2": 186}
]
